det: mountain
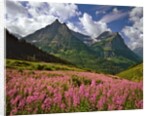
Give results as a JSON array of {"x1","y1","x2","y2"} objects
[
  {"x1": 23, "y1": 20, "x2": 142, "y2": 74},
  {"x1": 133, "y1": 47, "x2": 143, "y2": 58},
  {"x1": 6, "y1": 29, "x2": 71, "y2": 65},
  {"x1": 23, "y1": 20, "x2": 100, "y2": 70},
  {"x1": 91, "y1": 32, "x2": 142, "y2": 74},
  {"x1": 93, "y1": 32, "x2": 140, "y2": 61},
  {"x1": 117, "y1": 63, "x2": 143, "y2": 82}
]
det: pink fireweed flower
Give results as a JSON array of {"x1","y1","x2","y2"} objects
[
  {"x1": 97, "y1": 96, "x2": 106, "y2": 110},
  {"x1": 10, "y1": 95, "x2": 21, "y2": 106},
  {"x1": 136, "y1": 100, "x2": 143, "y2": 108},
  {"x1": 89, "y1": 93, "x2": 97, "y2": 104},
  {"x1": 108, "y1": 104, "x2": 116, "y2": 110},
  {"x1": 60, "y1": 103, "x2": 66, "y2": 110},
  {"x1": 43, "y1": 98, "x2": 51, "y2": 109},
  {"x1": 113, "y1": 96, "x2": 125, "y2": 106},
  {"x1": 91, "y1": 80, "x2": 96, "y2": 87},
  {"x1": 7, "y1": 88, "x2": 17, "y2": 97},
  {"x1": 85, "y1": 91, "x2": 90, "y2": 98},
  {"x1": 53, "y1": 93, "x2": 62, "y2": 105},
  {"x1": 73, "y1": 94, "x2": 80, "y2": 107},
  {"x1": 39, "y1": 94, "x2": 46, "y2": 101},
  {"x1": 18, "y1": 98, "x2": 25, "y2": 109},
  {"x1": 26, "y1": 96, "x2": 35, "y2": 104},
  {"x1": 79, "y1": 84, "x2": 85, "y2": 95},
  {"x1": 10, "y1": 107, "x2": 18, "y2": 115},
  {"x1": 27, "y1": 87, "x2": 33, "y2": 95}
]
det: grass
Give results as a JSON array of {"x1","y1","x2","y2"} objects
[
  {"x1": 116, "y1": 63, "x2": 143, "y2": 82},
  {"x1": 6, "y1": 59, "x2": 85, "y2": 72}
]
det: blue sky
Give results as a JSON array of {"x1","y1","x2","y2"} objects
[
  {"x1": 6, "y1": 0, "x2": 143, "y2": 50},
  {"x1": 74, "y1": 4, "x2": 133, "y2": 32}
]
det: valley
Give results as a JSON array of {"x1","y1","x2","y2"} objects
[{"x1": 6, "y1": 19, "x2": 143, "y2": 115}]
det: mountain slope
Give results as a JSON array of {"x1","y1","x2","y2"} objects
[
  {"x1": 6, "y1": 29, "x2": 71, "y2": 65},
  {"x1": 133, "y1": 47, "x2": 143, "y2": 58},
  {"x1": 23, "y1": 20, "x2": 101, "y2": 71},
  {"x1": 23, "y1": 20, "x2": 142, "y2": 74},
  {"x1": 117, "y1": 63, "x2": 143, "y2": 81},
  {"x1": 93, "y1": 32, "x2": 140, "y2": 61},
  {"x1": 91, "y1": 32, "x2": 141, "y2": 74}
]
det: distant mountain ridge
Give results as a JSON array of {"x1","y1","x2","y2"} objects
[{"x1": 23, "y1": 19, "x2": 142, "y2": 74}]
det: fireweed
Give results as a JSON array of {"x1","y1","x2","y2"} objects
[{"x1": 6, "y1": 69, "x2": 143, "y2": 115}]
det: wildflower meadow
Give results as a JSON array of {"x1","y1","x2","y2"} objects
[{"x1": 6, "y1": 69, "x2": 143, "y2": 115}]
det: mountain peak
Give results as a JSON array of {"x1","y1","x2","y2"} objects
[
  {"x1": 50, "y1": 19, "x2": 69, "y2": 30},
  {"x1": 55, "y1": 19, "x2": 59, "y2": 22},
  {"x1": 51, "y1": 19, "x2": 62, "y2": 25}
]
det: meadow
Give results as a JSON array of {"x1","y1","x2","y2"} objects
[{"x1": 6, "y1": 59, "x2": 143, "y2": 115}]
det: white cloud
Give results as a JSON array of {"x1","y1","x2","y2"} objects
[
  {"x1": 95, "y1": 6, "x2": 112, "y2": 15},
  {"x1": 6, "y1": 0, "x2": 27, "y2": 18},
  {"x1": 129, "y1": 7, "x2": 143, "y2": 22},
  {"x1": 6, "y1": 1, "x2": 80, "y2": 37},
  {"x1": 67, "y1": 22, "x2": 83, "y2": 33},
  {"x1": 48, "y1": 3, "x2": 81, "y2": 22},
  {"x1": 100, "y1": 9, "x2": 128, "y2": 23},
  {"x1": 122, "y1": 7, "x2": 143, "y2": 50},
  {"x1": 112, "y1": 7, "x2": 119, "y2": 14},
  {"x1": 79, "y1": 13, "x2": 111, "y2": 38}
]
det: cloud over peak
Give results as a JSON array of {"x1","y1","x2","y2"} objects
[
  {"x1": 79, "y1": 13, "x2": 111, "y2": 38},
  {"x1": 6, "y1": 1, "x2": 80, "y2": 37}
]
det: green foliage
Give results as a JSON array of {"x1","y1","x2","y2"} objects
[
  {"x1": 36, "y1": 64, "x2": 45, "y2": 70},
  {"x1": 70, "y1": 75, "x2": 91, "y2": 87},
  {"x1": 96, "y1": 80, "x2": 102, "y2": 85},
  {"x1": 117, "y1": 63, "x2": 143, "y2": 81},
  {"x1": 62, "y1": 83, "x2": 69, "y2": 91},
  {"x1": 71, "y1": 75, "x2": 82, "y2": 87},
  {"x1": 78, "y1": 99, "x2": 90, "y2": 112},
  {"x1": 6, "y1": 59, "x2": 84, "y2": 72},
  {"x1": 124, "y1": 100, "x2": 135, "y2": 110}
]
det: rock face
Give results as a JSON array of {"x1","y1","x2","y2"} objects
[{"x1": 23, "y1": 19, "x2": 142, "y2": 74}]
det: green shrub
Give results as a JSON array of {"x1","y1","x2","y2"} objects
[
  {"x1": 71, "y1": 75, "x2": 82, "y2": 87},
  {"x1": 36, "y1": 64, "x2": 45, "y2": 70},
  {"x1": 71, "y1": 75, "x2": 92, "y2": 86},
  {"x1": 83, "y1": 78, "x2": 91, "y2": 85},
  {"x1": 96, "y1": 80, "x2": 102, "y2": 85}
]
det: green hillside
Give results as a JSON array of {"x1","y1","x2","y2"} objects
[
  {"x1": 6, "y1": 59, "x2": 84, "y2": 72},
  {"x1": 117, "y1": 63, "x2": 143, "y2": 81}
]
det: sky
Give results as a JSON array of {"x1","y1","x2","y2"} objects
[{"x1": 5, "y1": 0, "x2": 143, "y2": 50}]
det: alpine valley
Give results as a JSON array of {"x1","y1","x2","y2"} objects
[
  {"x1": 5, "y1": 3, "x2": 143, "y2": 115},
  {"x1": 22, "y1": 19, "x2": 142, "y2": 74}
]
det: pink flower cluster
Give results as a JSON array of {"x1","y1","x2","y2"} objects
[{"x1": 6, "y1": 69, "x2": 143, "y2": 115}]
